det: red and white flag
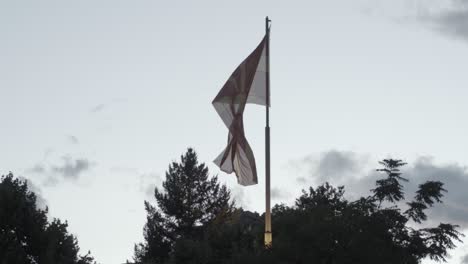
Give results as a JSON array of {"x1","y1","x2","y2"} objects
[{"x1": 213, "y1": 35, "x2": 269, "y2": 186}]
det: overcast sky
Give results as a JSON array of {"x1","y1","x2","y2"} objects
[{"x1": 2, "y1": 0, "x2": 468, "y2": 263}]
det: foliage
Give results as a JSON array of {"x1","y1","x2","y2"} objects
[
  {"x1": 134, "y1": 154, "x2": 462, "y2": 264},
  {"x1": 0, "y1": 172, "x2": 97, "y2": 264},
  {"x1": 259, "y1": 159, "x2": 462, "y2": 263},
  {"x1": 133, "y1": 148, "x2": 233, "y2": 264}
]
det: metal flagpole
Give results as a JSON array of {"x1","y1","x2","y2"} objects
[{"x1": 264, "y1": 16, "x2": 272, "y2": 248}]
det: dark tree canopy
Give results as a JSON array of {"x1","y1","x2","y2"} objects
[
  {"x1": 133, "y1": 148, "x2": 233, "y2": 264},
  {"x1": 249, "y1": 159, "x2": 462, "y2": 264},
  {"x1": 0, "y1": 172, "x2": 96, "y2": 264},
  {"x1": 133, "y1": 156, "x2": 462, "y2": 264},
  {"x1": 372, "y1": 159, "x2": 408, "y2": 203}
]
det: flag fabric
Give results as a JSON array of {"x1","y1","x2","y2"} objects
[{"x1": 213, "y1": 35, "x2": 269, "y2": 186}]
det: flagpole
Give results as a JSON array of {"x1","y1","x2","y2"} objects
[{"x1": 264, "y1": 16, "x2": 272, "y2": 248}]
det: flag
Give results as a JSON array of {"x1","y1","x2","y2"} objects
[{"x1": 213, "y1": 35, "x2": 269, "y2": 186}]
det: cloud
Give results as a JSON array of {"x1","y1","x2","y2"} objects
[
  {"x1": 67, "y1": 135, "x2": 79, "y2": 144},
  {"x1": 296, "y1": 177, "x2": 307, "y2": 184},
  {"x1": 293, "y1": 150, "x2": 368, "y2": 185},
  {"x1": 405, "y1": 0, "x2": 468, "y2": 41},
  {"x1": 362, "y1": 0, "x2": 468, "y2": 42},
  {"x1": 90, "y1": 104, "x2": 105, "y2": 113},
  {"x1": 52, "y1": 157, "x2": 93, "y2": 180},
  {"x1": 32, "y1": 156, "x2": 95, "y2": 186},
  {"x1": 462, "y1": 253, "x2": 468, "y2": 264},
  {"x1": 28, "y1": 149, "x2": 96, "y2": 186},
  {"x1": 315, "y1": 150, "x2": 362, "y2": 182},
  {"x1": 292, "y1": 150, "x2": 468, "y2": 228},
  {"x1": 404, "y1": 157, "x2": 468, "y2": 228},
  {"x1": 28, "y1": 164, "x2": 46, "y2": 174},
  {"x1": 42, "y1": 176, "x2": 60, "y2": 187},
  {"x1": 429, "y1": 2, "x2": 468, "y2": 41},
  {"x1": 271, "y1": 187, "x2": 290, "y2": 200}
]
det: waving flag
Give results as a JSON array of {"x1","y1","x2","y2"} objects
[{"x1": 212, "y1": 35, "x2": 268, "y2": 186}]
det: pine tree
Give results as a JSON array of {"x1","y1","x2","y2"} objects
[{"x1": 134, "y1": 148, "x2": 232, "y2": 263}]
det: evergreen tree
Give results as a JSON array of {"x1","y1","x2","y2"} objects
[{"x1": 134, "y1": 148, "x2": 232, "y2": 263}]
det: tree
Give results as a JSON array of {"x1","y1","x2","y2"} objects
[
  {"x1": 0, "y1": 172, "x2": 97, "y2": 264},
  {"x1": 134, "y1": 148, "x2": 233, "y2": 264},
  {"x1": 133, "y1": 155, "x2": 462, "y2": 264},
  {"x1": 260, "y1": 159, "x2": 462, "y2": 264}
]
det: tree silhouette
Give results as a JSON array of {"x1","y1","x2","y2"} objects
[
  {"x1": 133, "y1": 148, "x2": 233, "y2": 264},
  {"x1": 259, "y1": 159, "x2": 462, "y2": 263},
  {"x1": 0, "y1": 172, "x2": 97, "y2": 264},
  {"x1": 372, "y1": 159, "x2": 408, "y2": 204},
  {"x1": 132, "y1": 154, "x2": 462, "y2": 264}
]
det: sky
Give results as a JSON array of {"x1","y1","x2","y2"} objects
[{"x1": 1, "y1": 0, "x2": 468, "y2": 263}]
